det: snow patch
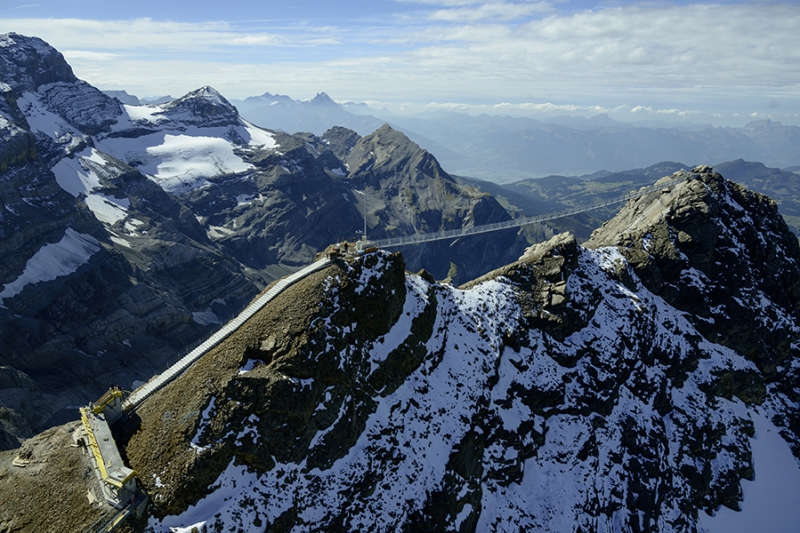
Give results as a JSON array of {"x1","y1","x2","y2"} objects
[
  {"x1": 142, "y1": 134, "x2": 250, "y2": 193},
  {"x1": 85, "y1": 193, "x2": 129, "y2": 225},
  {"x1": 0, "y1": 229, "x2": 100, "y2": 303},
  {"x1": 51, "y1": 148, "x2": 102, "y2": 197},
  {"x1": 370, "y1": 274, "x2": 429, "y2": 368},
  {"x1": 699, "y1": 410, "x2": 800, "y2": 533},
  {"x1": 242, "y1": 121, "x2": 277, "y2": 149},
  {"x1": 193, "y1": 308, "x2": 222, "y2": 326},
  {"x1": 190, "y1": 397, "x2": 217, "y2": 453},
  {"x1": 17, "y1": 91, "x2": 79, "y2": 140}
]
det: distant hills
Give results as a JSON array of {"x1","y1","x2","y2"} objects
[
  {"x1": 460, "y1": 160, "x2": 800, "y2": 241},
  {"x1": 222, "y1": 92, "x2": 800, "y2": 181}
]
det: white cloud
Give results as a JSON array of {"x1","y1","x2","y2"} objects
[
  {"x1": 429, "y1": 1, "x2": 553, "y2": 22},
  {"x1": 62, "y1": 50, "x2": 118, "y2": 61},
  {"x1": 0, "y1": 18, "x2": 338, "y2": 53},
  {"x1": 1, "y1": 2, "x2": 798, "y2": 126}
]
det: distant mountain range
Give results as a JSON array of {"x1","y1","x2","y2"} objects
[
  {"x1": 223, "y1": 92, "x2": 800, "y2": 181},
  {"x1": 459, "y1": 160, "x2": 800, "y2": 241}
]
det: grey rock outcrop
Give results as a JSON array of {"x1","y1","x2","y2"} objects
[
  {"x1": 344, "y1": 124, "x2": 527, "y2": 282},
  {"x1": 100, "y1": 167, "x2": 798, "y2": 532},
  {"x1": 586, "y1": 165, "x2": 800, "y2": 378},
  {"x1": 0, "y1": 34, "x2": 531, "y2": 450}
]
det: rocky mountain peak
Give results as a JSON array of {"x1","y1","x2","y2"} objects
[
  {"x1": 0, "y1": 32, "x2": 77, "y2": 92},
  {"x1": 587, "y1": 164, "x2": 800, "y2": 377},
  {"x1": 308, "y1": 91, "x2": 337, "y2": 106},
  {"x1": 347, "y1": 124, "x2": 451, "y2": 182},
  {"x1": 108, "y1": 175, "x2": 799, "y2": 531},
  {"x1": 0, "y1": 32, "x2": 121, "y2": 139},
  {"x1": 161, "y1": 85, "x2": 240, "y2": 127},
  {"x1": 321, "y1": 126, "x2": 360, "y2": 160}
]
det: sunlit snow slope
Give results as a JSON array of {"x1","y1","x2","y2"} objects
[{"x1": 128, "y1": 168, "x2": 800, "y2": 533}]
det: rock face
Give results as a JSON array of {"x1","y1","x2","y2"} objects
[
  {"x1": 0, "y1": 35, "x2": 261, "y2": 448},
  {"x1": 342, "y1": 124, "x2": 526, "y2": 281},
  {"x1": 0, "y1": 34, "x2": 529, "y2": 449},
  {"x1": 587, "y1": 165, "x2": 800, "y2": 378},
  {"x1": 71, "y1": 166, "x2": 794, "y2": 533}
]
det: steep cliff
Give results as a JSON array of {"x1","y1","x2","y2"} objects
[{"x1": 102, "y1": 167, "x2": 798, "y2": 532}]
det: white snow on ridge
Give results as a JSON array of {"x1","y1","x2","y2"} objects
[
  {"x1": 122, "y1": 103, "x2": 165, "y2": 124},
  {"x1": 242, "y1": 120, "x2": 277, "y2": 150},
  {"x1": 151, "y1": 248, "x2": 800, "y2": 533},
  {"x1": 142, "y1": 134, "x2": 250, "y2": 192},
  {"x1": 16, "y1": 91, "x2": 78, "y2": 139},
  {"x1": 192, "y1": 308, "x2": 222, "y2": 326},
  {"x1": 51, "y1": 148, "x2": 102, "y2": 197},
  {"x1": 50, "y1": 148, "x2": 134, "y2": 226},
  {"x1": 0, "y1": 228, "x2": 100, "y2": 303},
  {"x1": 699, "y1": 410, "x2": 800, "y2": 533},
  {"x1": 369, "y1": 273, "x2": 429, "y2": 367},
  {"x1": 94, "y1": 103, "x2": 278, "y2": 194},
  {"x1": 95, "y1": 123, "x2": 276, "y2": 194},
  {"x1": 85, "y1": 193, "x2": 129, "y2": 225}
]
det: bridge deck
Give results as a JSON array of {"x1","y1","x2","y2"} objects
[
  {"x1": 123, "y1": 258, "x2": 333, "y2": 410},
  {"x1": 374, "y1": 175, "x2": 689, "y2": 249}
]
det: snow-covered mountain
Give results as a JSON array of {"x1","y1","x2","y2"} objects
[
  {"x1": 2, "y1": 31, "x2": 799, "y2": 533},
  {"x1": 122, "y1": 166, "x2": 798, "y2": 533},
  {"x1": 6, "y1": 165, "x2": 795, "y2": 532},
  {"x1": 0, "y1": 33, "x2": 527, "y2": 449}
]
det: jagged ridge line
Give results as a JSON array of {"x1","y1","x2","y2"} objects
[
  {"x1": 374, "y1": 176, "x2": 689, "y2": 249},
  {"x1": 122, "y1": 258, "x2": 333, "y2": 410}
]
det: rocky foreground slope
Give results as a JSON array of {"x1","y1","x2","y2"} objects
[
  {"x1": 0, "y1": 33, "x2": 523, "y2": 449},
  {"x1": 134, "y1": 166, "x2": 799, "y2": 533},
  {"x1": 4, "y1": 165, "x2": 794, "y2": 532}
]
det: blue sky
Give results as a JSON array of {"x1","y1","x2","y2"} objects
[{"x1": 1, "y1": 0, "x2": 799, "y2": 126}]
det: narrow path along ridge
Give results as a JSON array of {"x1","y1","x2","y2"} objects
[
  {"x1": 123, "y1": 258, "x2": 333, "y2": 410},
  {"x1": 122, "y1": 174, "x2": 690, "y2": 411}
]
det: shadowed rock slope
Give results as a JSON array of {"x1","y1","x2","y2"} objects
[
  {"x1": 0, "y1": 34, "x2": 525, "y2": 449},
  {"x1": 17, "y1": 166, "x2": 786, "y2": 533},
  {"x1": 0, "y1": 34, "x2": 260, "y2": 449}
]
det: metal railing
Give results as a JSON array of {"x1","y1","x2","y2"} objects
[
  {"x1": 373, "y1": 175, "x2": 688, "y2": 249},
  {"x1": 122, "y1": 258, "x2": 333, "y2": 410}
]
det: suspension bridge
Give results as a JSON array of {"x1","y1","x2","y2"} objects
[
  {"x1": 371, "y1": 174, "x2": 688, "y2": 249},
  {"x1": 75, "y1": 172, "x2": 690, "y2": 532}
]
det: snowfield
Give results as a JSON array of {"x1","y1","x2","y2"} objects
[
  {"x1": 0, "y1": 228, "x2": 100, "y2": 304},
  {"x1": 149, "y1": 248, "x2": 800, "y2": 533},
  {"x1": 93, "y1": 113, "x2": 278, "y2": 194}
]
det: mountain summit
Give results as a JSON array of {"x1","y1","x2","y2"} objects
[
  {"x1": 159, "y1": 85, "x2": 240, "y2": 127},
  {"x1": 119, "y1": 166, "x2": 798, "y2": 532},
  {"x1": 3, "y1": 165, "x2": 791, "y2": 532}
]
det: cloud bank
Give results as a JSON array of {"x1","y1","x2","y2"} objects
[{"x1": 1, "y1": 1, "x2": 798, "y2": 125}]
